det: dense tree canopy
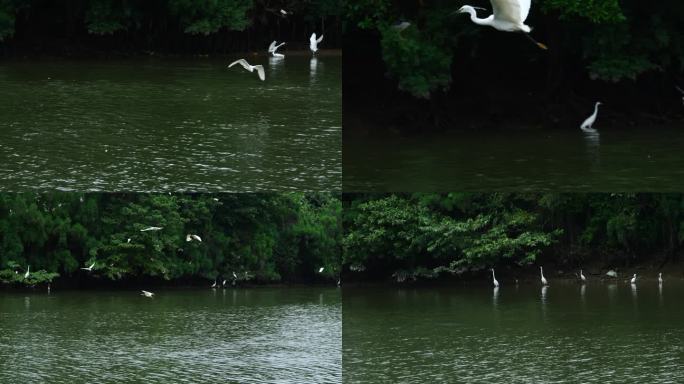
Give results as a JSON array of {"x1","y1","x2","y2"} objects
[
  {"x1": 345, "y1": 0, "x2": 684, "y2": 98},
  {"x1": 0, "y1": 193, "x2": 341, "y2": 287},
  {"x1": 343, "y1": 193, "x2": 684, "y2": 281},
  {"x1": 0, "y1": 0, "x2": 342, "y2": 53}
]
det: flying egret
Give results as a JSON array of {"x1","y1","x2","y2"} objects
[
  {"x1": 318, "y1": 267, "x2": 324, "y2": 273},
  {"x1": 81, "y1": 262, "x2": 95, "y2": 272},
  {"x1": 580, "y1": 102, "x2": 602, "y2": 132},
  {"x1": 456, "y1": 0, "x2": 547, "y2": 50},
  {"x1": 310, "y1": 33, "x2": 324, "y2": 54},
  {"x1": 658, "y1": 272, "x2": 663, "y2": 284},
  {"x1": 141, "y1": 290, "x2": 154, "y2": 298},
  {"x1": 606, "y1": 270, "x2": 618, "y2": 278},
  {"x1": 24, "y1": 266, "x2": 30, "y2": 279},
  {"x1": 579, "y1": 269, "x2": 586, "y2": 282},
  {"x1": 229, "y1": 59, "x2": 265, "y2": 81},
  {"x1": 140, "y1": 226, "x2": 162, "y2": 232},
  {"x1": 630, "y1": 273, "x2": 637, "y2": 285},
  {"x1": 540, "y1": 266, "x2": 548, "y2": 285},
  {"x1": 491, "y1": 268, "x2": 499, "y2": 287},
  {"x1": 269, "y1": 41, "x2": 286, "y2": 58}
]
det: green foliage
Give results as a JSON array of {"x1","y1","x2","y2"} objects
[
  {"x1": 0, "y1": 0, "x2": 15, "y2": 41},
  {"x1": 85, "y1": 0, "x2": 140, "y2": 35},
  {"x1": 169, "y1": 0, "x2": 253, "y2": 34},
  {"x1": 540, "y1": 0, "x2": 624, "y2": 23},
  {"x1": 0, "y1": 193, "x2": 341, "y2": 286}
]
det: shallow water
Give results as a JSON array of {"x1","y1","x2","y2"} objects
[
  {"x1": 343, "y1": 282, "x2": 684, "y2": 383},
  {"x1": 0, "y1": 288, "x2": 341, "y2": 383},
  {"x1": 344, "y1": 126, "x2": 684, "y2": 191},
  {"x1": 0, "y1": 56, "x2": 341, "y2": 191}
]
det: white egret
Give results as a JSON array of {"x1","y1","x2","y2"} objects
[
  {"x1": 211, "y1": 280, "x2": 217, "y2": 288},
  {"x1": 606, "y1": 270, "x2": 618, "y2": 278},
  {"x1": 318, "y1": 267, "x2": 325, "y2": 273},
  {"x1": 392, "y1": 21, "x2": 411, "y2": 31},
  {"x1": 280, "y1": 9, "x2": 288, "y2": 16},
  {"x1": 140, "y1": 226, "x2": 162, "y2": 232},
  {"x1": 127, "y1": 238, "x2": 131, "y2": 243},
  {"x1": 491, "y1": 268, "x2": 499, "y2": 287},
  {"x1": 580, "y1": 102, "x2": 602, "y2": 132},
  {"x1": 579, "y1": 269, "x2": 586, "y2": 282},
  {"x1": 658, "y1": 272, "x2": 663, "y2": 284},
  {"x1": 229, "y1": 59, "x2": 265, "y2": 81},
  {"x1": 222, "y1": 279, "x2": 227, "y2": 287},
  {"x1": 233, "y1": 271, "x2": 238, "y2": 279},
  {"x1": 540, "y1": 266, "x2": 548, "y2": 285},
  {"x1": 81, "y1": 262, "x2": 95, "y2": 272},
  {"x1": 24, "y1": 266, "x2": 30, "y2": 279},
  {"x1": 269, "y1": 41, "x2": 286, "y2": 58},
  {"x1": 186, "y1": 234, "x2": 202, "y2": 242},
  {"x1": 630, "y1": 273, "x2": 637, "y2": 285},
  {"x1": 310, "y1": 33, "x2": 324, "y2": 54},
  {"x1": 141, "y1": 290, "x2": 154, "y2": 298},
  {"x1": 457, "y1": 0, "x2": 547, "y2": 50}
]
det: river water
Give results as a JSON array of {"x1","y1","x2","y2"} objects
[
  {"x1": 0, "y1": 55, "x2": 341, "y2": 192},
  {"x1": 0, "y1": 288, "x2": 341, "y2": 383},
  {"x1": 343, "y1": 282, "x2": 684, "y2": 383}
]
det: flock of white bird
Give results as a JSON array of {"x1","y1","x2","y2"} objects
[
  {"x1": 228, "y1": 25, "x2": 324, "y2": 82},
  {"x1": 490, "y1": 266, "x2": 666, "y2": 287}
]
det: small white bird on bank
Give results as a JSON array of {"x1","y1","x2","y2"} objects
[
  {"x1": 269, "y1": 41, "x2": 286, "y2": 58},
  {"x1": 658, "y1": 272, "x2": 663, "y2": 284},
  {"x1": 579, "y1": 269, "x2": 586, "y2": 282},
  {"x1": 81, "y1": 262, "x2": 95, "y2": 272},
  {"x1": 186, "y1": 234, "x2": 202, "y2": 242},
  {"x1": 457, "y1": 0, "x2": 547, "y2": 50},
  {"x1": 24, "y1": 266, "x2": 30, "y2": 279},
  {"x1": 491, "y1": 268, "x2": 499, "y2": 287},
  {"x1": 141, "y1": 226, "x2": 163, "y2": 232},
  {"x1": 229, "y1": 59, "x2": 265, "y2": 81},
  {"x1": 310, "y1": 33, "x2": 324, "y2": 54},
  {"x1": 141, "y1": 290, "x2": 154, "y2": 298},
  {"x1": 540, "y1": 266, "x2": 548, "y2": 285},
  {"x1": 580, "y1": 102, "x2": 602, "y2": 132},
  {"x1": 630, "y1": 273, "x2": 637, "y2": 285},
  {"x1": 606, "y1": 270, "x2": 618, "y2": 278},
  {"x1": 318, "y1": 267, "x2": 325, "y2": 273}
]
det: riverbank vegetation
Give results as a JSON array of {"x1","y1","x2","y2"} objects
[
  {"x1": 343, "y1": 193, "x2": 684, "y2": 282},
  {"x1": 345, "y1": 0, "x2": 684, "y2": 130},
  {"x1": 0, "y1": 0, "x2": 341, "y2": 56},
  {"x1": 0, "y1": 193, "x2": 341, "y2": 287}
]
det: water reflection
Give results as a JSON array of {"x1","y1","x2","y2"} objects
[{"x1": 310, "y1": 57, "x2": 318, "y2": 82}]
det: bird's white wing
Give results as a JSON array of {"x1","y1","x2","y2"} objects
[
  {"x1": 490, "y1": 0, "x2": 523, "y2": 24},
  {"x1": 317, "y1": 35, "x2": 324, "y2": 44},
  {"x1": 275, "y1": 42, "x2": 286, "y2": 51},
  {"x1": 255, "y1": 65, "x2": 266, "y2": 81},
  {"x1": 268, "y1": 41, "x2": 277, "y2": 53},
  {"x1": 229, "y1": 59, "x2": 250, "y2": 70},
  {"x1": 519, "y1": 0, "x2": 531, "y2": 22}
]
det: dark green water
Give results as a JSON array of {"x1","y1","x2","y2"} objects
[
  {"x1": 0, "y1": 288, "x2": 341, "y2": 383},
  {"x1": 343, "y1": 282, "x2": 684, "y2": 383},
  {"x1": 0, "y1": 55, "x2": 341, "y2": 192},
  {"x1": 344, "y1": 126, "x2": 684, "y2": 191}
]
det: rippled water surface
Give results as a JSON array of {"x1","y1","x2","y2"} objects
[
  {"x1": 344, "y1": 126, "x2": 684, "y2": 191},
  {"x1": 0, "y1": 288, "x2": 341, "y2": 383},
  {"x1": 343, "y1": 282, "x2": 684, "y2": 383},
  {"x1": 0, "y1": 55, "x2": 341, "y2": 191}
]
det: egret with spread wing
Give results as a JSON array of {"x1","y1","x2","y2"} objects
[
  {"x1": 457, "y1": 0, "x2": 547, "y2": 49},
  {"x1": 310, "y1": 33, "x2": 324, "y2": 54},
  {"x1": 229, "y1": 59, "x2": 266, "y2": 81},
  {"x1": 269, "y1": 41, "x2": 286, "y2": 58}
]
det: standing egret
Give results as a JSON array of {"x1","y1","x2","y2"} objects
[
  {"x1": 81, "y1": 262, "x2": 95, "y2": 272},
  {"x1": 211, "y1": 280, "x2": 217, "y2": 289},
  {"x1": 233, "y1": 271, "x2": 237, "y2": 279},
  {"x1": 24, "y1": 266, "x2": 30, "y2": 279},
  {"x1": 658, "y1": 272, "x2": 663, "y2": 284},
  {"x1": 141, "y1": 290, "x2": 154, "y2": 298},
  {"x1": 540, "y1": 266, "x2": 548, "y2": 285},
  {"x1": 630, "y1": 273, "x2": 637, "y2": 285},
  {"x1": 490, "y1": 268, "x2": 499, "y2": 287},
  {"x1": 127, "y1": 238, "x2": 131, "y2": 243},
  {"x1": 579, "y1": 269, "x2": 586, "y2": 283},
  {"x1": 310, "y1": 33, "x2": 324, "y2": 54},
  {"x1": 229, "y1": 59, "x2": 266, "y2": 81},
  {"x1": 268, "y1": 41, "x2": 286, "y2": 58},
  {"x1": 222, "y1": 279, "x2": 227, "y2": 287},
  {"x1": 456, "y1": 0, "x2": 547, "y2": 50},
  {"x1": 580, "y1": 102, "x2": 602, "y2": 132}
]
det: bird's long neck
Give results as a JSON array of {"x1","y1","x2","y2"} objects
[
  {"x1": 465, "y1": 8, "x2": 492, "y2": 26},
  {"x1": 593, "y1": 103, "x2": 600, "y2": 116}
]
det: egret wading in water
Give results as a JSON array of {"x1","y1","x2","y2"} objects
[
  {"x1": 229, "y1": 59, "x2": 266, "y2": 81},
  {"x1": 456, "y1": 0, "x2": 548, "y2": 50},
  {"x1": 579, "y1": 269, "x2": 586, "y2": 283},
  {"x1": 540, "y1": 266, "x2": 548, "y2": 285},
  {"x1": 310, "y1": 33, "x2": 324, "y2": 54},
  {"x1": 580, "y1": 102, "x2": 602, "y2": 132},
  {"x1": 658, "y1": 272, "x2": 663, "y2": 284},
  {"x1": 269, "y1": 41, "x2": 286, "y2": 58},
  {"x1": 630, "y1": 273, "x2": 637, "y2": 285},
  {"x1": 141, "y1": 290, "x2": 154, "y2": 298},
  {"x1": 491, "y1": 268, "x2": 499, "y2": 287}
]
